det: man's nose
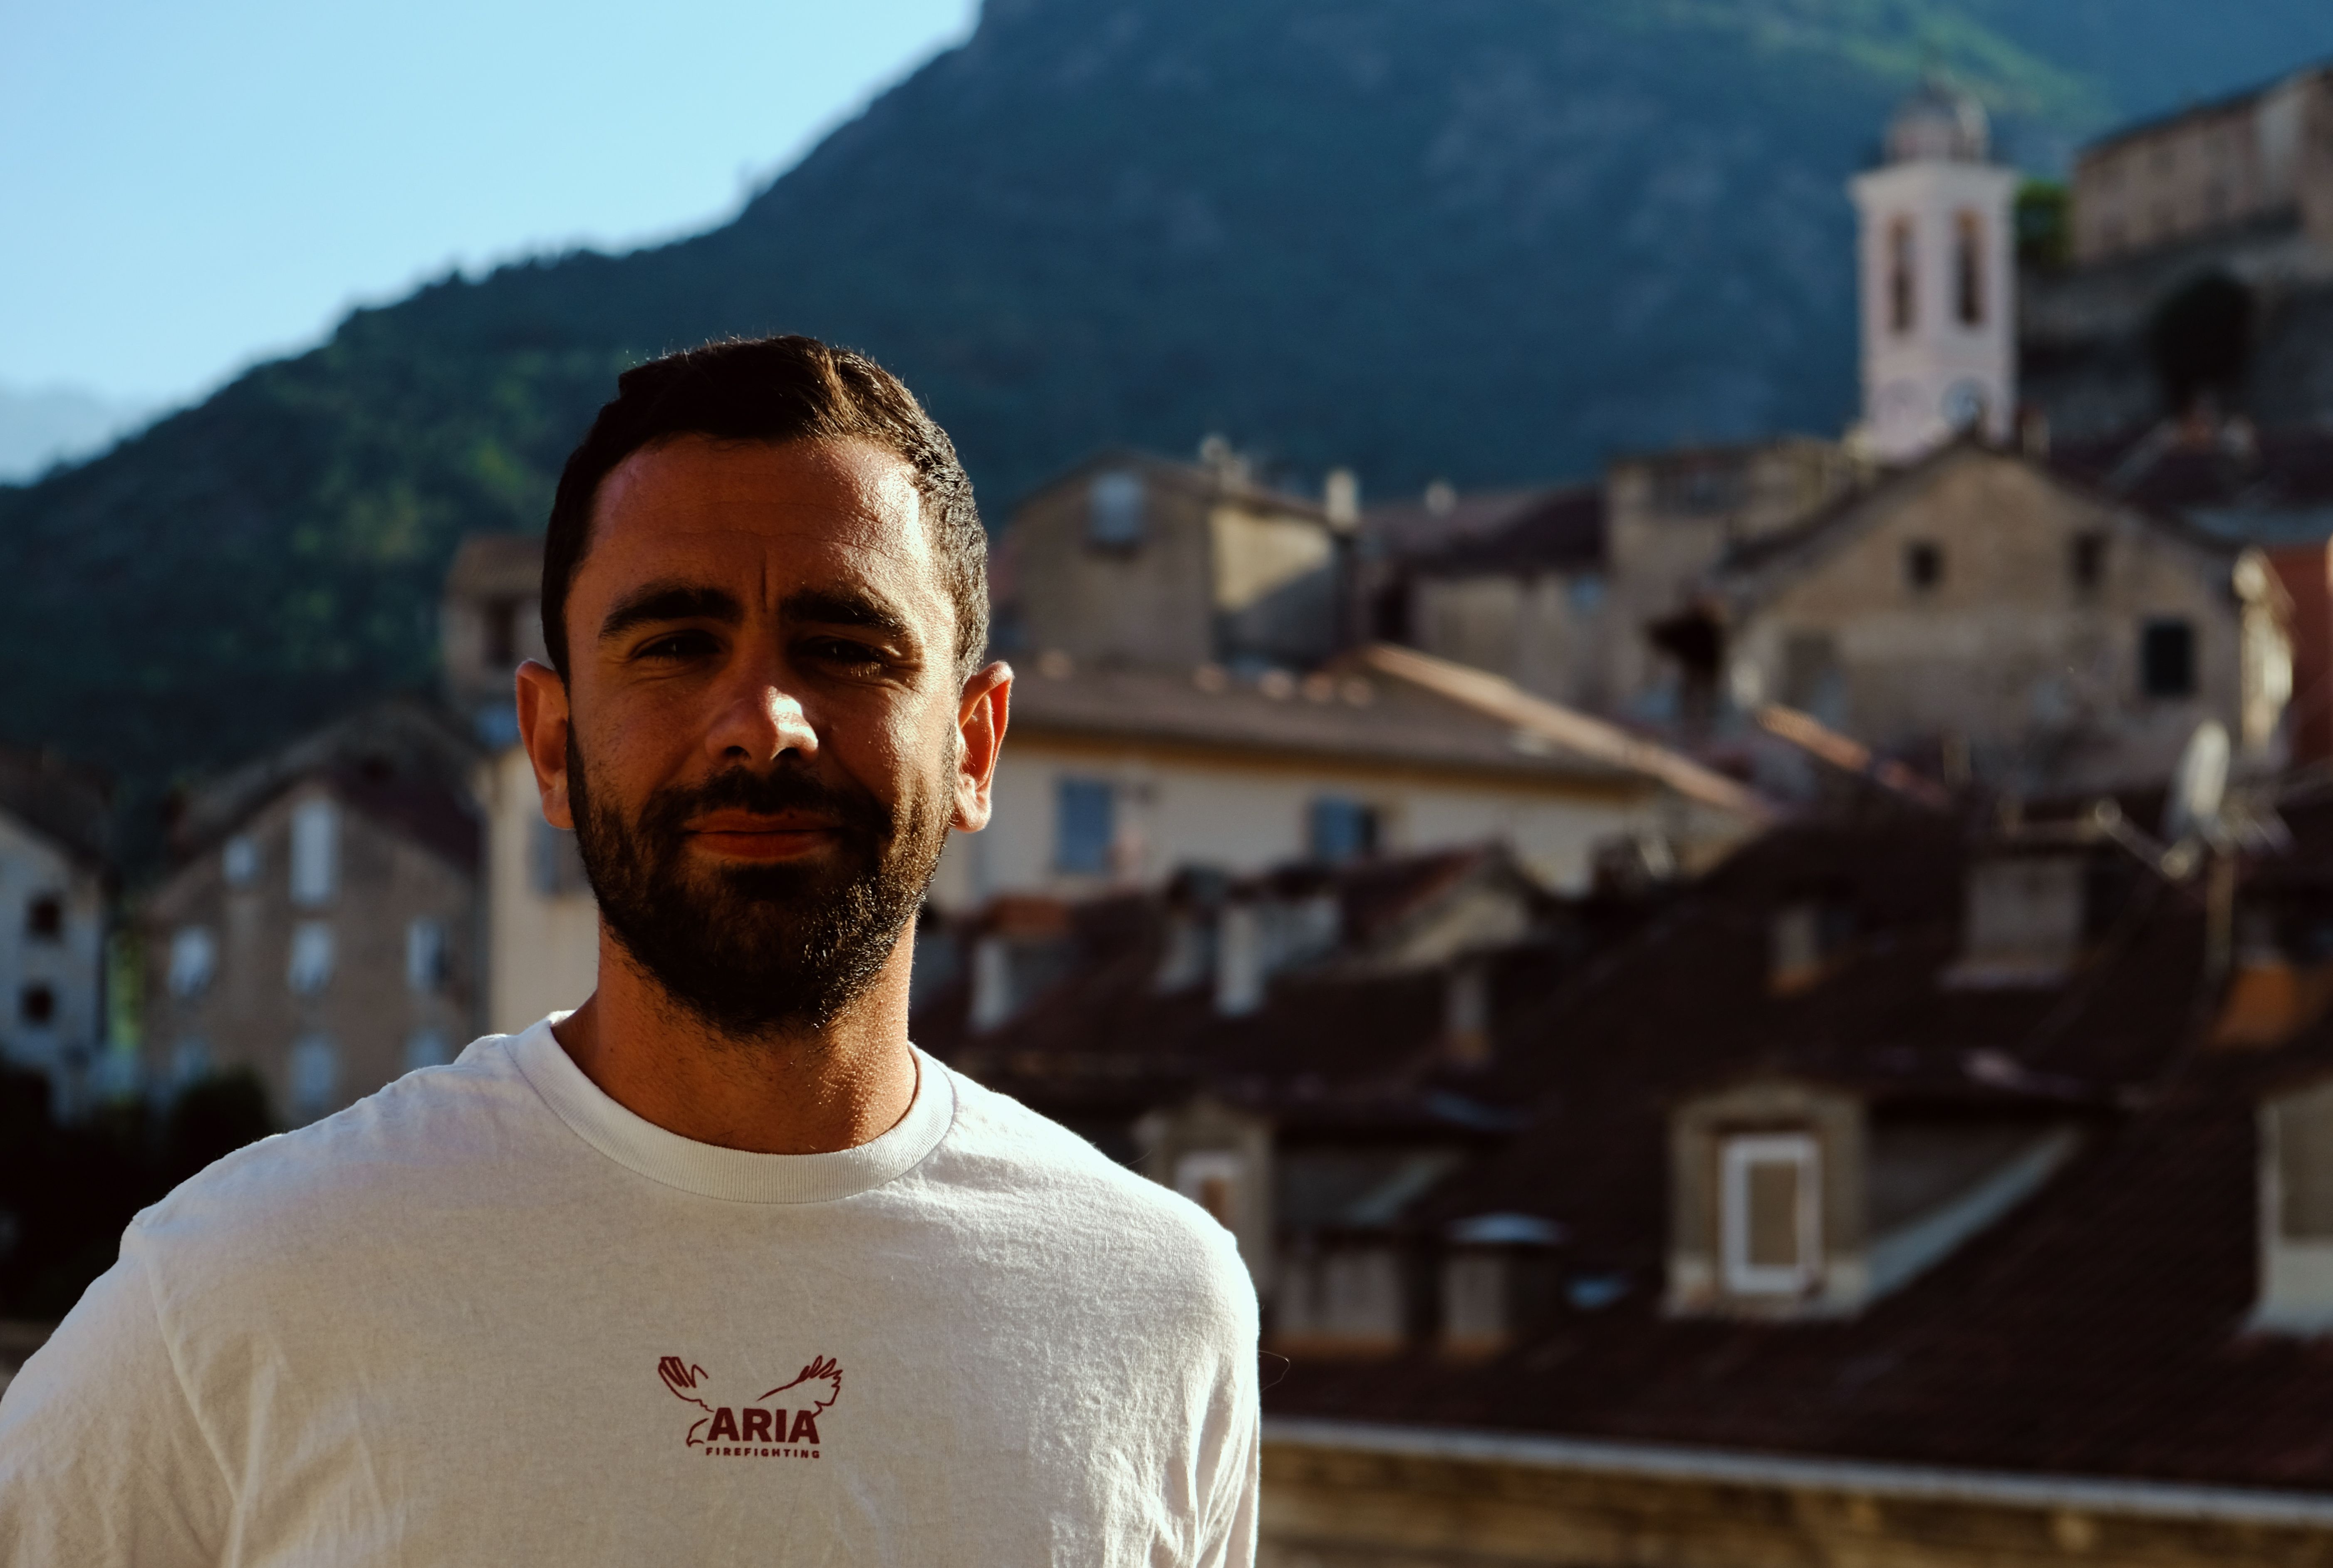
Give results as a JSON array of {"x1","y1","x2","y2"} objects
[{"x1": 704, "y1": 675, "x2": 818, "y2": 765}]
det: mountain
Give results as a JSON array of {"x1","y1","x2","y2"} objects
[
  {"x1": 7, "y1": 0, "x2": 2333, "y2": 863},
  {"x1": 0, "y1": 383, "x2": 155, "y2": 483}
]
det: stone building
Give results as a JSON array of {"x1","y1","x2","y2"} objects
[
  {"x1": 1709, "y1": 439, "x2": 2293, "y2": 791},
  {"x1": 992, "y1": 442, "x2": 1351, "y2": 673},
  {"x1": 139, "y1": 702, "x2": 481, "y2": 1122},
  {"x1": 2070, "y1": 63, "x2": 2333, "y2": 268},
  {"x1": 0, "y1": 749, "x2": 109, "y2": 1116},
  {"x1": 2027, "y1": 62, "x2": 2333, "y2": 443}
]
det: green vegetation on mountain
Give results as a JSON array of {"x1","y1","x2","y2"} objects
[{"x1": 5, "y1": 0, "x2": 2331, "y2": 859}]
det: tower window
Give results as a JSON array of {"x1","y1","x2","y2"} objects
[
  {"x1": 19, "y1": 984, "x2": 55, "y2": 1026},
  {"x1": 25, "y1": 894, "x2": 62, "y2": 940},
  {"x1": 1955, "y1": 210, "x2": 1984, "y2": 326},
  {"x1": 2141, "y1": 619, "x2": 2198, "y2": 699},
  {"x1": 1888, "y1": 218, "x2": 1916, "y2": 334},
  {"x1": 1905, "y1": 541, "x2": 1943, "y2": 591}
]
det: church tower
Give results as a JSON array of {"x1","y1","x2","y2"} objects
[{"x1": 1848, "y1": 80, "x2": 2019, "y2": 462}]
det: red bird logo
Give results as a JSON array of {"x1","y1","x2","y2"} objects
[{"x1": 657, "y1": 1355, "x2": 842, "y2": 1449}]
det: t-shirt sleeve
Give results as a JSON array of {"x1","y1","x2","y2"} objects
[
  {"x1": 1197, "y1": 1404, "x2": 1261, "y2": 1568},
  {"x1": 0, "y1": 1232, "x2": 232, "y2": 1565}
]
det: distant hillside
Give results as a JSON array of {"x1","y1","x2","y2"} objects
[{"x1": 6, "y1": 0, "x2": 2333, "y2": 863}]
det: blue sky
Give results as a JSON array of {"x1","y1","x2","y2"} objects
[{"x1": 1, "y1": 0, "x2": 978, "y2": 407}]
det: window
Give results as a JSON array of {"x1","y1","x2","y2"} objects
[
  {"x1": 290, "y1": 797, "x2": 339, "y2": 906},
  {"x1": 169, "y1": 1037, "x2": 211, "y2": 1089},
  {"x1": 406, "y1": 918, "x2": 446, "y2": 992},
  {"x1": 222, "y1": 833, "x2": 259, "y2": 887},
  {"x1": 2142, "y1": 618, "x2": 2198, "y2": 698},
  {"x1": 289, "y1": 1034, "x2": 339, "y2": 1120},
  {"x1": 1954, "y1": 210, "x2": 1985, "y2": 326},
  {"x1": 168, "y1": 926, "x2": 218, "y2": 998},
  {"x1": 1174, "y1": 1150, "x2": 1244, "y2": 1231},
  {"x1": 1307, "y1": 797, "x2": 1379, "y2": 864},
  {"x1": 1086, "y1": 470, "x2": 1146, "y2": 550},
  {"x1": 483, "y1": 596, "x2": 521, "y2": 665},
  {"x1": 286, "y1": 921, "x2": 336, "y2": 995},
  {"x1": 1887, "y1": 217, "x2": 1916, "y2": 334},
  {"x1": 19, "y1": 984, "x2": 55, "y2": 1026},
  {"x1": 1054, "y1": 777, "x2": 1115, "y2": 875},
  {"x1": 404, "y1": 1029, "x2": 453, "y2": 1073},
  {"x1": 2071, "y1": 532, "x2": 2107, "y2": 590},
  {"x1": 25, "y1": 893, "x2": 62, "y2": 940},
  {"x1": 1959, "y1": 857, "x2": 2086, "y2": 979},
  {"x1": 531, "y1": 819, "x2": 592, "y2": 898},
  {"x1": 1904, "y1": 541, "x2": 1943, "y2": 591},
  {"x1": 1720, "y1": 1133, "x2": 1821, "y2": 1296}
]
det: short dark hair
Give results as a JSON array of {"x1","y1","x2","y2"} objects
[{"x1": 540, "y1": 335, "x2": 987, "y2": 682}]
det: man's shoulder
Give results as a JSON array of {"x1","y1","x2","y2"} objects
[
  {"x1": 132, "y1": 1035, "x2": 540, "y2": 1261},
  {"x1": 931, "y1": 1066, "x2": 1252, "y2": 1289}
]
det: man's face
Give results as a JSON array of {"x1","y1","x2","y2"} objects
[{"x1": 520, "y1": 433, "x2": 1003, "y2": 1039}]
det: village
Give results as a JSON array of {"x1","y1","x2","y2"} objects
[{"x1": 10, "y1": 60, "x2": 2333, "y2": 1566}]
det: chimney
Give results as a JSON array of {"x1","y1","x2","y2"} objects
[
  {"x1": 1216, "y1": 903, "x2": 1264, "y2": 1016},
  {"x1": 1444, "y1": 959, "x2": 1491, "y2": 1066},
  {"x1": 968, "y1": 936, "x2": 1015, "y2": 1032},
  {"x1": 1324, "y1": 467, "x2": 1360, "y2": 532}
]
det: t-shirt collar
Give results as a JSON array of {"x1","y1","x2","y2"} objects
[{"x1": 505, "y1": 1016, "x2": 956, "y2": 1204}]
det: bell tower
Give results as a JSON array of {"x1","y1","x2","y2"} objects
[{"x1": 1848, "y1": 80, "x2": 2019, "y2": 462}]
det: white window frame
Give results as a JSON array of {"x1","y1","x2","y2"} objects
[{"x1": 1720, "y1": 1132, "x2": 1822, "y2": 1297}]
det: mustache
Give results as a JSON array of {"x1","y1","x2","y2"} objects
[{"x1": 641, "y1": 763, "x2": 894, "y2": 843}]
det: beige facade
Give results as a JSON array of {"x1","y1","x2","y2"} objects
[
  {"x1": 474, "y1": 743, "x2": 599, "y2": 1035},
  {"x1": 0, "y1": 804, "x2": 106, "y2": 1115},
  {"x1": 1720, "y1": 444, "x2": 2290, "y2": 790},
  {"x1": 997, "y1": 450, "x2": 1345, "y2": 672},
  {"x1": 142, "y1": 774, "x2": 479, "y2": 1123},
  {"x1": 2073, "y1": 65, "x2": 2333, "y2": 265}
]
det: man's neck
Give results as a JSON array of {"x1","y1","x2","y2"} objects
[{"x1": 549, "y1": 933, "x2": 920, "y2": 1155}]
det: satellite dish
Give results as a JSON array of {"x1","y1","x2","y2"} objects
[{"x1": 2161, "y1": 720, "x2": 2230, "y2": 845}]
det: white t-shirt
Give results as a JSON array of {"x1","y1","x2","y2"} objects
[{"x1": 0, "y1": 1019, "x2": 1259, "y2": 1566}]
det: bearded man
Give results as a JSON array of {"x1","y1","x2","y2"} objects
[{"x1": 0, "y1": 337, "x2": 1260, "y2": 1565}]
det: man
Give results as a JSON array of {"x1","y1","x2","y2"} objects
[{"x1": 0, "y1": 336, "x2": 1260, "y2": 1564}]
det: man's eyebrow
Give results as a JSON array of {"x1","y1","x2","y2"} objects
[
  {"x1": 783, "y1": 588, "x2": 915, "y2": 643},
  {"x1": 597, "y1": 583, "x2": 744, "y2": 642}
]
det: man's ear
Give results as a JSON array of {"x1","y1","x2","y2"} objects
[
  {"x1": 952, "y1": 661, "x2": 1013, "y2": 833},
  {"x1": 514, "y1": 660, "x2": 576, "y2": 830}
]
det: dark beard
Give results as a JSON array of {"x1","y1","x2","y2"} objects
[{"x1": 566, "y1": 732, "x2": 949, "y2": 1039}]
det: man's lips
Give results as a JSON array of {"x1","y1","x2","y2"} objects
[{"x1": 683, "y1": 811, "x2": 842, "y2": 860}]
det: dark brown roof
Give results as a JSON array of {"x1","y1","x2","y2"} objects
[
  {"x1": 442, "y1": 533, "x2": 545, "y2": 601},
  {"x1": 1364, "y1": 486, "x2": 1591, "y2": 561},
  {"x1": 1264, "y1": 799, "x2": 2333, "y2": 1493},
  {"x1": 1392, "y1": 486, "x2": 1605, "y2": 578},
  {"x1": 2050, "y1": 423, "x2": 2333, "y2": 544},
  {"x1": 0, "y1": 745, "x2": 110, "y2": 868}
]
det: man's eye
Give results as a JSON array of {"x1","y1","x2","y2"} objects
[
  {"x1": 806, "y1": 637, "x2": 886, "y2": 668},
  {"x1": 637, "y1": 630, "x2": 718, "y2": 660}
]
